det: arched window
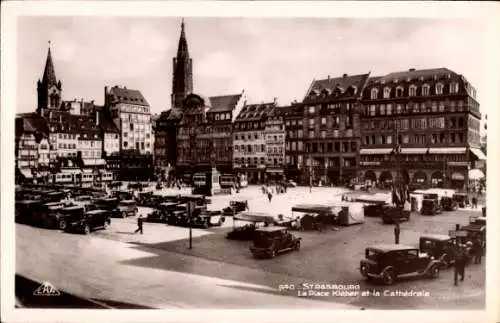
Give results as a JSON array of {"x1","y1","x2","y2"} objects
[
  {"x1": 396, "y1": 86, "x2": 404, "y2": 97},
  {"x1": 409, "y1": 85, "x2": 417, "y2": 96},
  {"x1": 422, "y1": 84, "x2": 430, "y2": 96},
  {"x1": 435, "y1": 83, "x2": 444, "y2": 95},
  {"x1": 370, "y1": 88, "x2": 378, "y2": 99},
  {"x1": 383, "y1": 87, "x2": 391, "y2": 99}
]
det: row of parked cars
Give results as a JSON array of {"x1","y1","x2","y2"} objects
[
  {"x1": 360, "y1": 215, "x2": 486, "y2": 285},
  {"x1": 15, "y1": 186, "x2": 140, "y2": 235}
]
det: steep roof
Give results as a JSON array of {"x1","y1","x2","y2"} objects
[
  {"x1": 98, "y1": 109, "x2": 119, "y2": 134},
  {"x1": 109, "y1": 86, "x2": 149, "y2": 106},
  {"x1": 304, "y1": 73, "x2": 370, "y2": 102},
  {"x1": 16, "y1": 114, "x2": 49, "y2": 138},
  {"x1": 378, "y1": 68, "x2": 457, "y2": 83},
  {"x1": 235, "y1": 102, "x2": 275, "y2": 121},
  {"x1": 45, "y1": 111, "x2": 101, "y2": 136},
  {"x1": 176, "y1": 19, "x2": 189, "y2": 59},
  {"x1": 208, "y1": 94, "x2": 242, "y2": 112},
  {"x1": 41, "y1": 47, "x2": 58, "y2": 87}
]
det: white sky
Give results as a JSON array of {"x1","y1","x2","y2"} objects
[{"x1": 17, "y1": 17, "x2": 489, "y2": 122}]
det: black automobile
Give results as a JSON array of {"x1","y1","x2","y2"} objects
[
  {"x1": 363, "y1": 202, "x2": 385, "y2": 217},
  {"x1": 42, "y1": 191, "x2": 67, "y2": 204},
  {"x1": 360, "y1": 244, "x2": 441, "y2": 285},
  {"x1": 36, "y1": 201, "x2": 68, "y2": 228},
  {"x1": 223, "y1": 200, "x2": 248, "y2": 216},
  {"x1": 112, "y1": 190, "x2": 135, "y2": 201},
  {"x1": 419, "y1": 234, "x2": 462, "y2": 268},
  {"x1": 55, "y1": 206, "x2": 86, "y2": 230},
  {"x1": 421, "y1": 198, "x2": 442, "y2": 216},
  {"x1": 441, "y1": 197, "x2": 457, "y2": 211},
  {"x1": 65, "y1": 209, "x2": 111, "y2": 234},
  {"x1": 462, "y1": 216, "x2": 486, "y2": 253},
  {"x1": 226, "y1": 212, "x2": 275, "y2": 240},
  {"x1": 452, "y1": 193, "x2": 469, "y2": 208},
  {"x1": 146, "y1": 202, "x2": 181, "y2": 223},
  {"x1": 15, "y1": 200, "x2": 44, "y2": 224},
  {"x1": 117, "y1": 200, "x2": 138, "y2": 218},
  {"x1": 381, "y1": 205, "x2": 410, "y2": 224},
  {"x1": 191, "y1": 210, "x2": 225, "y2": 228},
  {"x1": 250, "y1": 226, "x2": 301, "y2": 258}
]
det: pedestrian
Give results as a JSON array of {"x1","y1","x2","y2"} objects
[
  {"x1": 473, "y1": 238, "x2": 482, "y2": 264},
  {"x1": 134, "y1": 214, "x2": 144, "y2": 234},
  {"x1": 245, "y1": 200, "x2": 249, "y2": 211},
  {"x1": 472, "y1": 196, "x2": 478, "y2": 209},
  {"x1": 268, "y1": 192, "x2": 273, "y2": 203},
  {"x1": 455, "y1": 244, "x2": 466, "y2": 281},
  {"x1": 394, "y1": 220, "x2": 401, "y2": 244}
]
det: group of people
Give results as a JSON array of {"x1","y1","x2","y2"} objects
[{"x1": 261, "y1": 182, "x2": 288, "y2": 203}]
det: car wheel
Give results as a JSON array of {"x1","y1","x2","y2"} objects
[
  {"x1": 270, "y1": 249, "x2": 276, "y2": 258},
  {"x1": 122, "y1": 212, "x2": 127, "y2": 218},
  {"x1": 103, "y1": 221, "x2": 109, "y2": 229},
  {"x1": 441, "y1": 255, "x2": 449, "y2": 268},
  {"x1": 382, "y1": 269, "x2": 396, "y2": 285},
  {"x1": 295, "y1": 241, "x2": 301, "y2": 251},
  {"x1": 428, "y1": 265, "x2": 440, "y2": 279},
  {"x1": 58, "y1": 220, "x2": 67, "y2": 230},
  {"x1": 83, "y1": 225, "x2": 90, "y2": 235}
]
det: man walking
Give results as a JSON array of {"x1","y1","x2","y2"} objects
[
  {"x1": 455, "y1": 245, "x2": 466, "y2": 281},
  {"x1": 394, "y1": 219, "x2": 401, "y2": 244},
  {"x1": 267, "y1": 191, "x2": 273, "y2": 203},
  {"x1": 134, "y1": 214, "x2": 144, "y2": 234},
  {"x1": 473, "y1": 238, "x2": 482, "y2": 264}
]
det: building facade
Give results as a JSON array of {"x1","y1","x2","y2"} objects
[
  {"x1": 359, "y1": 68, "x2": 485, "y2": 189},
  {"x1": 281, "y1": 104, "x2": 305, "y2": 182},
  {"x1": 177, "y1": 92, "x2": 245, "y2": 176},
  {"x1": 265, "y1": 106, "x2": 286, "y2": 181},
  {"x1": 299, "y1": 73, "x2": 368, "y2": 186},
  {"x1": 233, "y1": 102, "x2": 275, "y2": 184}
]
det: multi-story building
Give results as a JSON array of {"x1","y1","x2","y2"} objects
[
  {"x1": 95, "y1": 106, "x2": 120, "y2": 157},
  {"x1": 265, "y1": 105, "x2": 286, "y2": 181},
  {"x1": 281, "y1": 104, "x2": 305, "y2": 182},
  {"x1": 15, "y1": 117, "x2": 40, "y2": 182},
  {"x1": 359, "y1": 68, "x2": 485, "y2": 189},
  {"x1": 154, "y1": 110, "x2": 179, "y2": 180},
  {"x1": 300, "y1": 73, "x2": 369, "y2": 186},
  {"x1": 233, "y1": 102, "x2": 275, "y2": 184},
  {"x1": 177, "y1": 92, "x2": 245, "y2": 176},
  {"x1": 105, "y1": 85, "x2": 153, "y2": 155},
  {"x1": 46, "y1": 112, "x2": 80, "y2": 159}
]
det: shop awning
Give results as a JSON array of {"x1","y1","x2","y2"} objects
[
  {"x1": 20, "y1": 169, "x2": 33, "y2": 179},
  {"x1": 469, "y1": 169, "x2": 485, "y2": 180},
  {"x1": 266, "y1": 169, "x2": 284, "y2": 173},
  {"x1": 400, "y1": 148, "x2": 428, "y2": 154},
  {"x1": 360, "y1": 148, "x2": 393, "y2": 155},
  {"x1": 61, "y1": 168, "x2": 82, "y2": 175},
  {"x1": 470, "y1": 148, "x2": 486, "y2": 160},
  {"x1": 451, "y1": 172, "x2": 465, "y2": 180},
  {"x1": 428, "y1": 147, "x2": 467, "y2": 154},
  {"x1": 82, "y1": 159, "x2": 106, "y2": 166}
]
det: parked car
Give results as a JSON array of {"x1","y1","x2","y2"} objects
[
  {"x1": 191, "y1": 210, "x2": 225, "y2": 228},
  {"x1": 441, "y1": 197, "x2": 457, "y2": 211},
  {"x1": 250, "y1": 226, "x2": 301, "y2": 258},
  {"x1": 226, "y1": 212, "x2": 275, "y2": 240},
  {"x1": 359, "y1": 244, "x2": 441, "y2": 285},
  {"x1": 381, "y1": 205, "x2": 410, "y2": 224},
  {"x1": 419, "y1": 234, "x2": 460, "y2": 268},
  {"x1": 42, "y1": 191, "x2": 67, "y2": 204},
  {"x1": 55, "y1": 206, "x2": 86, "y2": 230},
  {"x1": 421, "y1": 198, "x2": 442, "y2": 216},
  {"x1": 223, "y1": 199, "x2": 248, "y2": 216},
  {"x1": 72, "y1": 195, "x2": 94, "y2": 210},
  {"x1": 36, "y1": 201, "x2": 68, "y2": 228},
  {"x1": 91, "y1": 197, "x2": 120, "y2": 213},
  {"x1": 462, "y1": 216, "x2": 486, "y2": 253},
  {"x1": 146, "y1": 202, "x2": 178, "y2": 223},
  {"x1": 117, "y1": 199, "x2": 138, "y2": 218},
  {"x1": 112, "y1": 190, "x2": 135, "y2": 201},
  {"x1": 64, "y1": 209, "x2": 111, "y2": 234},
  {"x1": 15, "y1": 200, "x2": 44, "y2": 224}
]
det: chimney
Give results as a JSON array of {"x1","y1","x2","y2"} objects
[
  {"x1": 104, "y1": 86, "x2": 109, "y2": 107},
  {"x1": 328, "y1": 75, "x2": 331, "y2": 83},
  {"x1": 409, "y1": 68, "x2": 416, "y2": 72},
  {"x1": 343, "y1": 73, "x2": 348, "y2": 78},
  {"x1": 273, "y1": 97, "x2": 278, "y2": 105}
]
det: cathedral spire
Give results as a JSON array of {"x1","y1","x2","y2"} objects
[
  {"x1": 42, "y1": 41, "x2": 58, "y2": 87},
  {"x1": 176, "y1": 18, "x2": 189, "y2": 58},
  {"x1": 172, "y1": 19, "x2": 193, "y2": 109}
]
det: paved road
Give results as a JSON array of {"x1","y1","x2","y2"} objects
[{"x1": 16, "y1": 186, "x2": 485, "y2": 309}]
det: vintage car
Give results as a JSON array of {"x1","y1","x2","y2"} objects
[
  {"x1": 419, "y1": 234, "x2": 461, "y2": 268},
  {"x1": 441, "y1": 196, "x2": 458, "y2": 211},
  {"x1": 35, "y1": 201, "x2": 68, "y2": 228},
  {"x1": 64, "y1": 209, "x2": 111, "y2": 235},
  {"x1": 222, "y1": 199, "x2": 249, "y2": 216},
  {"x1": 421, "y1": 198, "x2": 443, "y2": 216},
  {"x1": 226, "y1": 212, "x2": 275, "y2": 240},
  {"x1": 359, "y1": 244, "x2": 441, "y2": 285},
  {"x1": 167, "y1": 209, "x2": 188, "y2": 226},
  {"x1": 72, "y1": 195, "x2": 94, "y2": 210},
  {"x1": 250, "y1": 226, "x2": 302, "y2": 258},
  {"x1": 189, "y1": 210, "x2": 225, "y2": 228},
  {"x1": 55, "y1": 206, "x2": 86, "y2": 230},
  {"x1": 117, "y1": 199, "x2": 138, "y2": 218},
  {"x1": 146, "y1": 202, "x2": 180, "y2": 223},
  {"x1": 381, "y1": 205, "x2": 410, "y2": 224},
  {"x1": 42, "y1": 191, "x2": 67, "y2": 204},
  {"x1": 179, "y1": 194, "x2": 211, "y2": 206},
  {"x1": 15, "y1": 200, "x2": 44, "y2": 224},
  {"x1": 91, "y1": 197, "x2": 120, "y2": 212},
  {"x1": 462, "y1": 216, "x2": 486, "y2": 253},
  {"x1": 127, "y1": 182, "x2": 144, "y2": 191},
  {"x1": 112, "y1": 190, "x2": 135, "y2": 201},
  {"x1": 452, "y1": 193, "x2": 469, "y2": 208},
  {"x1": 291, "y1": 204, "x2": 339, "y2": 230}
]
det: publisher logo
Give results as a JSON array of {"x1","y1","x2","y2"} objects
[{"x1": 33, "y1": 281, "x2": 60, "y2": 296}]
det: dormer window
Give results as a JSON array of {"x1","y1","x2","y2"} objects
[
  {"x1": 409, "y1": 85, "x2": 417, "y2": 96},
  {"x1": 394, "y1": 79, "x2": 399, "y2": 84},
  {"x1": 396, "y1": 86, "x2": 404, "y2": 97},
  {"x1": 422, "y1": 84, "x2": 430, "y2": 96},
  {"x1": 350, "y1": 86, "x2": 357, "y2": 95},
  {"x1": 383, "y1": 87, "x2": 391, "y2": 99},
  {"x1": 435, "y1": 83, "x2": 444, "y2": 95},
  {"x1": 370, "y1": 88, "x2": 379, "y2": 99},
  {"x1": 450, "y1": 82, "x2": 459, "y2": 94},
  {"x1": 419, "y1": 76, "x2": 424, "y2": 81},
  {"x1": 308, "y1": 106, "x2": 315, "y2": 114}
]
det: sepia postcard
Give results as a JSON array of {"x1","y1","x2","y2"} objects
[{"x1": 1, "y1": 1, "x2": 499, "y2": 323}]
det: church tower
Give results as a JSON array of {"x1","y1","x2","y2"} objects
[
  {"x1": 37, "y1": 42, "x2": 62, "y2": 116},
  {"x1": 171, "y1": 19, "x2": 193, "y2": 109}
]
